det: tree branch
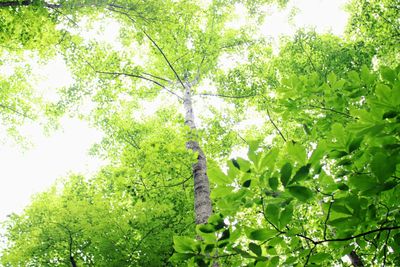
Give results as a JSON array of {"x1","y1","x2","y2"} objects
[
  {"x1": 0, "y1": 103, "x2": 33, "y2": 120},
  {"x1": 197, "y1": 93, "x2": 257, "y2": 99},
  {"x1": 142, "y1": 30, "x2": 186, "y2": 90},
  {"x1": 323, "y1": 195, "x2": 334, "y2": 240},
  {"x1": 84, "y1": 59, "x2": 183, "y2": 100},
  {"x1": 297, "y1": 226, "x2": 400, "y2": 245},
  {"x1": 266, "y1": 107, "x2": 286, "y2": 142},
  {"x1": 307, "y1": 104, "x2": 353, "y2": 119}
]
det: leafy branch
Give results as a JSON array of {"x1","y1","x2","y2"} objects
[{"x1": 83, "y1": 58, "x2": 183, "y2": 100}]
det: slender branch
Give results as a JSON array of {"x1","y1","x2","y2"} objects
[
  {"x1": 142, "y1": 72, "x2": 172, "y2": 83},
  {"x1": 236, "y1": 132, "x2": 249, "y2": 145},
  {"x1": 307, "y1": 104, "x2": 353, "y2": 118},
  {"x1": 323, "y1": 195, "x2": 334, "y2": 240},
  {"x1": 85, "y1": 59, "x2": 164, "y2": 87},
  {"x1": 383, "y1": 230, "x2": 391, "y2": 266},
  {"x1": 261, "y1": 197, "x2": 284, "y2": 233},
  {"x1": 297, "y1": 226, "x2": 400, "y2": 245},
  {"x1": 197, "y1": 93, "x2": 257, "y2": 99},
  {"x1": 107, "y1": 8, "x2": 185, "y2": 97},
  {"x1": 0, "y1": 103, "x2": 33, "y2": 120},
  {"x1": 142, "y1": 30, "x2": 186, "y2": 90},
  {"x1": 298, "y1": 36, "x2": 317, "y2": 73},
  {"x1": 128, "y1": 216, "x2": 174, "y2": 261},
  {"x1": 266, "y1": 107, "x2": 286, "y2": 142},
  {"x1": 304, "y1": 245, "x2": 316, "y2": 266},
  {"x1": 84, "y1": 59, "x2": 183, "y2": 100},
  {"x1": 151, "y1": 175, "x2": 192, "y2": 189}
]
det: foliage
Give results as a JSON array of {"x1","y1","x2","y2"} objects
[
  {"x1": 346, "y1": 0, "x2": 400, "y2": 66},
  {"x1": 1, "y1": 0, "x2": 399, "y2": 266},
  {"x1": 171, "y1": 65, "x2": 400, "y2": 266}
]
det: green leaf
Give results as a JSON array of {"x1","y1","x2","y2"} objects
[
  {"x1": 208, "y1": 166, "x2": 230, "y2": 185},
  {"x1": 287, "y1": 142, "x2": 307, "y2": 164},
  {"x1": 204, "y1": 244, "x2": 215, "y2": 253},
  {"x1": 327, "y1": 72, "x2": 337, "y2": 85},
  {"x1": 218, "y1": 229, "x2": 230, "y2": 241},
  {"x1": 280, "y1": 163, "x2": 292, "y2": 187},
  {"x1": 259, "y1": 148, "x2": 279, "y2": 171},
  {"x1": 279, "y1": 203, "x2": 293, "y2": 228},
  {"x1": 331, "y1": 204, "x2": 352, "y2": 215},
  {"x1": 198, "y1": 224, "x2": 216, "y2": 233},
  {"x1": 269, "y1": 177, "x2": 279, "y2": 191},
  {"x1": 265, "y1": 204, "x2": 280, "y2": 227},
  {"x1": 170, "y1": 252, "x2": 196, "y2": 262},
  {"x1": 370, "y1": 153, "x2": 396, "y2": 182},
  {"x1": 328, "y1": 150, "x2": 348, "y2": 159},
  {"x1": 348, "y1": 137, "x2": 363, "y2": 153},
  {"x1": 248, "y1": 229, "x2": 277, "y2": 241},
  {"x1": 328, "y1": 217, "x2": 354, "y2": 227},
  {"x1": 331, "y1": 123, "x2": 346, "y2": 146},
  {"x1": 242, "y1": 179, "x2": 251, "y2": 188},
  {"x1": 289, "y1": 164, "x2": 311, "y2": 184},
  {"x1": 173, "y1": 236, "x2": 197, "y2": 253},
  {"x1": 309, "y1": 252, "x2": 331, "y2": 263},
  {"x1": 268, "y1": 256, "x2": 279, "y2": 266},
  {"x1": 383, "y1": 110, "x2": 398, "y2": 119},
  {"x1": 287, "y1": 186, "x2": 314, "y2": 202},
  {"x1": 348, "y1": 175, "x2": 377, "y2": 191},
  {"x1": 232, "y1": 247, "x2": 254, "y2": 258},
  {"x1": 231, "y1": 159, "x2": 240, "y2": 170},
  {"x1": 249, "y1": 242, "x2": 262, "y2": 256},
  {"x1": 380, "y1": 67, "x2": 396, "y2": 84}
]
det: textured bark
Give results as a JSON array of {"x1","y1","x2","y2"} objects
[
  {"x1": 348, "y1": 250, "x2": 364, "y2": 267},
  {"x1": 183, "y1": 83, "x2": 212, "y2": 224}
]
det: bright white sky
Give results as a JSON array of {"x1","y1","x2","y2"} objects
[{"x1": 0, "y1": 0, "x2": 349, "y2": 222}]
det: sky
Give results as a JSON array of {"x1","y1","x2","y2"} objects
[{"x1": 0, "y1": 0, "x2": 350, "y2": 222}]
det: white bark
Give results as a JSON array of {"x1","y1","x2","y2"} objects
[{"x1": 183, "y1": 83, "x2": 212, "y2": 224}]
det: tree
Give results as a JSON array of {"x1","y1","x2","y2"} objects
[
  {"x1": 1, "y1": 0, "x2": 400, "y2": 266},
  {"x1": 346, "y1": 0, "x2": 400, "y2": 66}
]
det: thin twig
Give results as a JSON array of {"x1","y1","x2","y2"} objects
[
  {"x1": 0, "y1": 104, "x2": 33, "y2": 120},
  {"x1": 266, "y1": 107, "x2": 286, "y2": 142},
  {"x1": 304, "y1": 244, "x2": 316, "y2": 266},
  {"x1": 323, "y1": 195, "x2": 334, "y2": 240},
  {"x1": 307, "y1": 104, "x2": 353, "y2": 118},
  {"x1": 142, "y1": 30, "x2": 186, "y2": 90},
  {"x1": 84, "y1": 58, "x2": 183, "y2": 100},
  {"x1": 197, "y1": 93, "x2": 257, "y2": 99}
]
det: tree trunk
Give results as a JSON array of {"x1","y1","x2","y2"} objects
[
  {"x1": 348, "y1": 250, "x2": 364, "y2": 267},
  {"x1": 70, "y1": 256, "x2": 77, "y2": 267},
  {"x1": 183, "y1": 83, "x2": 212, "y2": 224}
]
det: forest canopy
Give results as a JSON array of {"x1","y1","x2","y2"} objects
[{"x1": 0, "y1": 0, "x2": 399, "y2": 266}]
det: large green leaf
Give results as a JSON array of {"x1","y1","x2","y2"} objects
[
  {"x1": 309, "y1": 252, "x2": 331, "y2": 263},
  {"x1": 348, "y1": 174, "x2": 378, "y2": 191},
  {"x1": 269, "y1": 177, "x2": 279, "y2": 191},
  {"x1": 370, "y1": 153, "x2": 396, "y2": 182},
  {"x1": 208, "y1": 166, "x2": 231, "y2": 185},
  {"x1": 248, "y1": 229, "x2": 277, "y2": 241},
  {"x1": 279, "y1": 203, "x2": 293, "y2": 228},
  {"x1": 287, "y1": 186, "x2": 314, "y2": 202},
  {"x1": 249, "y1": 242, "x2": 262, "y2": 257},
  {"x1": 265, "y1": 204, "x2": 280, "y2": 227},
  {"x1": 289, "y1": 164, "x2": 311, "y2": 184},
  {"x1": 280, "y1": 163, "x2": 292, "y2": 187},
  {"x1": 173, "y1": 236, "x2": 197, "y2": 253}
]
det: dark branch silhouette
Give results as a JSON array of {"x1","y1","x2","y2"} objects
[{"x1": 266, "y1": 107, "x2": 287, "y2": 142}]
